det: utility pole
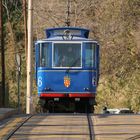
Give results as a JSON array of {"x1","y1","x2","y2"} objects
[
  {"x1": 26, "y1": 0, "x2": 33, "y2": 114},
  {"x1": 0, "y1": 0, "x2": 5, "y2": 107},
  {"x1": 22, "y1": 0, "x2": 28, "y2": 57}
]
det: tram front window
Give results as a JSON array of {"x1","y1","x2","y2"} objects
[{"x1": 53, "y1": 43, "x2": 81, "y2": 67}]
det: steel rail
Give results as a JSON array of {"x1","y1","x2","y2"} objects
[
  {"x1": 127, "y1": 134, "x2": 140, "y2": 140},
  {"x1": 4, "y1": 115, "x2": 33, "y2": 140},
  {"x1": 4, "y1": 113, "x2": 96, "y2": 139},
  {"x1": 87, "y1": 114, "x2": 94, "y2": 140}
]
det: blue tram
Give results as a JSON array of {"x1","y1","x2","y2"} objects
[{"x1": 35, "y1": 27, "x2": 100, "y2": 113}]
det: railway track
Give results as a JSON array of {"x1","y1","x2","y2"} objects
[
  {"x1": 4, "y1": 113, "x2": 94, "y2": 140},
  {"x1": 3, "y1": 114, "x2": 140, "y2": 140}
]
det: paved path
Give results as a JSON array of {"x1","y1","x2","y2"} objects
[
  {"x1": 1, "y1": 113, "x2": 140, "y2": 140},
  {"x1": 5, "y1": 114, "x2": 93, "y2": 140},
  {"x1": 93, "y1": 114, "x2": 140, "y2": 140}
]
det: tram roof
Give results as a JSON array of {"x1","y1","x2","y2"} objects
[
  {"x1": 35, "y1": 39, "x2": 98, "y2": 44},
  {"x1": 45, "y1": 27, "x2": 90, "y2": 39}
]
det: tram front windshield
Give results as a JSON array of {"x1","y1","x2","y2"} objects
[{"x1": 53, "y1": 43, "x2": 81, "y2": 68}]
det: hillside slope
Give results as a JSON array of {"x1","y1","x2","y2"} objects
[{"x1": 33, "y1": 0, "x2": 140, "y2": 112}]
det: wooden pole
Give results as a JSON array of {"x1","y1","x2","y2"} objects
[
  {"x1": 0, "y1": 0, "x2": 5, "y2": 107},
  {"x1": 26, "y1": 0, "x2": 33, "y2": 114},
  {"x1": 23, "y1": 0, "x2": 28, "y2": 58}
]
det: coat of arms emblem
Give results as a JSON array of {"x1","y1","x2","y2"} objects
[{"x1": 64, "y1": 76, "x2": 71, "y2": 88}]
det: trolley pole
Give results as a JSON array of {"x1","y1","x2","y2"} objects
[
  {"x1": 26, "y1": 0, "x2": 33, "y2": 114},
  {"x1": 0, "y1": 0, "x2": 5, "y2": 107}
]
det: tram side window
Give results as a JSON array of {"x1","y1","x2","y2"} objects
[
  {"x1": 40, "y1": 43, "x2": 50, "y2": 67},
  {"x1": 85, "y1": 43, "x2": 95, "y2": 67}
]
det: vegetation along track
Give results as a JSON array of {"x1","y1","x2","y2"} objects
[{"x1": 4, "y1": 113, "x2": 95, "y2": 140}]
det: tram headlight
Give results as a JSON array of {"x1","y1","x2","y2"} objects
[
  {"x1": 84, "y1": 88, "x2": 90, "y2": 91},
  {"x1": 44, "y1": 87, "x2": 51, "y2": 91}
]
